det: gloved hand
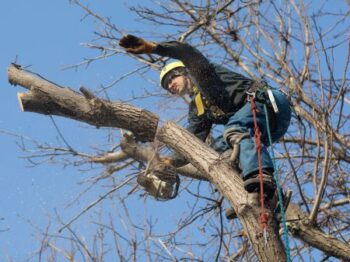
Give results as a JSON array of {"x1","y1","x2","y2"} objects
[{"x1": 119, "y1": 34, "x2": 156, "y2": 54}]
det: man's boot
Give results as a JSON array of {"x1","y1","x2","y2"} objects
[
  {"x1": 225, "y1": 188, "x2": 292, "y2": 221},
  {"x1": 225, "y1": 207, "x2": 238, "y2": 220},
  {"x1": 243, "y1": 171, "x2": 276, "y2": 200}
]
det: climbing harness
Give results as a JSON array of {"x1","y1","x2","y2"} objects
[
  {"x1": 193, "y1": 85, "x2": 225, "y2": 117},
  {"x1": 194, "y1": 92, "x2": 205, "y2": 116}
]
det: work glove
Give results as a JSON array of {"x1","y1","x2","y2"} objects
[{"x1": 119, "y1": 34, "x2": 156, "y2": 54}]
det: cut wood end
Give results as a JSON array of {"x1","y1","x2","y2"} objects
[{"x1": 17, "y1": 93, "x2": 25, "y2": 112}]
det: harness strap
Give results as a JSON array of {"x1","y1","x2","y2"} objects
[
  {"x1": 194, "y1": 93, "x2": 205, "y2": 116},
  {"x1": 193, "y1": 85, "x2": 225, "y2": 117}
]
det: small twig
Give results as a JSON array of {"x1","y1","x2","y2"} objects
[
  {"x1": 50, "y1": 116, "x2": 77, "y2": 155},
  {"x1": 309, "y1": 131, "x2": 332, "y2": 222},
  {"x1": 58, "y1": 175, "x2": 136, "y2": 233}
]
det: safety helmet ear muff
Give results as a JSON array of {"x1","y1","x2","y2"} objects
[{"x1": 160, "y1": 61, "x2": 186, "y2": 90}]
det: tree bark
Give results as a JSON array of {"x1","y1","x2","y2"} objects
[
  {"x1": 8, "y1": 64, "x2": 158, "y2": 142},
  {"x1": 7, "y1": 63, "x2": 350, "y2": 261},
  {"x1": 158, "y1": 121, "x2": 287, "y2": 261},
  {"x1": 286, "y1": 203, "x2": 350, "y2": 261},
  {"x1": 120, "y1": 133, "x2": 207, "y2": 180}
]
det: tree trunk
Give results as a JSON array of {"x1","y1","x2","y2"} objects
[
  {"x1": 7, "y1": 63, "x2": 350, "y2": 261},
  {"x1": 158, "y1": 121, "x2": 287, "y2": 261}
]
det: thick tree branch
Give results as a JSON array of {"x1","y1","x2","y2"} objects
[
  {"x1": 8, "y1": 64, "x2": 158, "y2": 142},
  {"x1": 286, "y1": 203, "x2": 350, "y2": 260},
  {"x1": 120, "y1": 132, "x2": 207, "y2": 180},
  {"x1": 157, "y1": 121, "x2": 286, "y2": 261},
  {"x1": 8, "y1": 63, "x2": 286, "y2": 261},
  {"x1": 7, "y1": 64, "x2": 350, "y2": 261}
]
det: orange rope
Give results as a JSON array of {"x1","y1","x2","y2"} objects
[{"x1": 249, "y1": 96, "x2": 268, "y2": 230}]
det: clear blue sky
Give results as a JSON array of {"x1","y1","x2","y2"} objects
[
  {"x1": 1, "y1": 1, "x2": 349, "y2": 261},
  {"x1": 1, "y1": 1, "x2": 192, "y2": 261},
  {"x1": 0, "y1": 1, "x2": 149, "y2": 260}
]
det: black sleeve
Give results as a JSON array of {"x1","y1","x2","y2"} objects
[
  {"x1": 154, "y1": 41, "x2": 229, "y2": 110},
  {"x1": 171, "y1": 101, "x2": 213, "y2": 167},
  {"x1": 186, "y1": 101, "x2": 212, "y2": 142}
]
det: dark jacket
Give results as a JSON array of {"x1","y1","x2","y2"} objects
[{"x1": 155, "y1": 41, "x2": 254, "y2": 142}]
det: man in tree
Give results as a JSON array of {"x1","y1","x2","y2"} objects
[{"x1": 119, "y1": 35, "x2": 291, "y2": 199}]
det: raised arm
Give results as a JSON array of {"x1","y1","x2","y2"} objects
[{"x1": 119, "y1": 35, "x2": 229, "y2": 109}]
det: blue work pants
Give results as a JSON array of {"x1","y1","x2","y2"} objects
[{"x1": 211, "y1": 90, "x2": 291, "y2": 178}]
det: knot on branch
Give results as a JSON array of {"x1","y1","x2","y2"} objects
[
  {"x1": 121, "y1": 132, "x2": 138, "y2": 153},
  {"x1": 287, "y1": 222, "x2": 300, "y2": 235},
  {"x1": 80, "y1": 86, "x2": 111, "y2": 127},
  {"x1": 302, "y1": 218, "x2": 313, "y2": 226}
]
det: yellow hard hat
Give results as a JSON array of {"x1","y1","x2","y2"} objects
[{"x1": 160, "y1": 61, "x2": 186, "y2": 89}]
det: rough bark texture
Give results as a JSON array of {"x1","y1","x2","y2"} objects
[
  {"x1": 8, "y1": 64, "x2": 158, "y2": 142},
  {"x1": 7, "y1": 64, "x2": 350, "y2": 261},
  {"x1": 286, "y1": 203, "x2": 350, "y2": 261},
  {"x1": 120, "y1": 133, "x2": 207, "y2": 180},
  {"x1": 157, "y1": 122, "x2": 287, "y2": 262}
]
